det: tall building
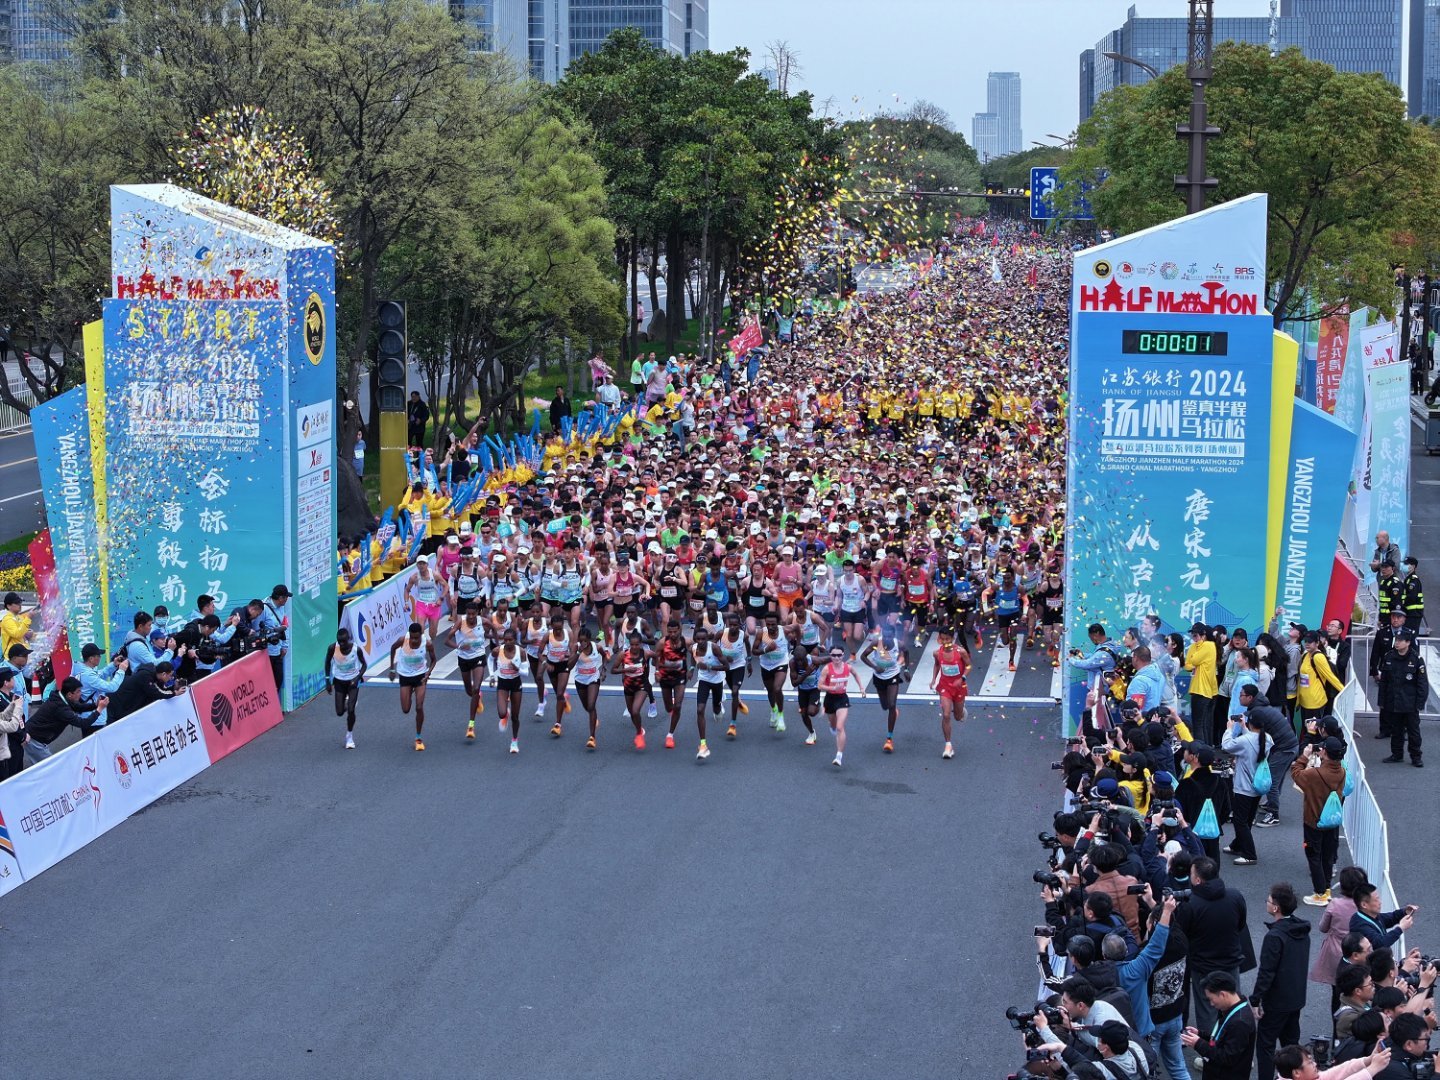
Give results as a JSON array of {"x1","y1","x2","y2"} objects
[
  {"x1": 1410, "y1": 0, "x2": 1440, "y2": 116},
  {"x1": 971, "y1": 112, "x2": 1001, "y2": 163},
  {"x1": 3, "y1": 0, "x2": 70, "y2": 63},
  {"x1": 986, "y1": 71, "x2": 1022, "y2": 157},
  {"x1": 1281, "y1": 0, "x2": 1403, "y2": 84},
  {"x1": 1079, "y1": 49, "x2": 1096, "y2": 123},
  {"x1": 1080, "y1": 4, "x2": 1310, "y2": 123},
  {"x1": 567, "y1": 0, "x2": 706, "y2": 69}
]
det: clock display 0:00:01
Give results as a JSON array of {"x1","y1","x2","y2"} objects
[{"x1": 1120, "y1": 329, "x2": 1229, "y2": 356}]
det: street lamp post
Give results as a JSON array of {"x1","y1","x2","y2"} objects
[{"x1": 1175, "y1": 0, "x2": 1220, "y2": 215}]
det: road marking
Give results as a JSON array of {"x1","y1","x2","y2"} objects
[
  {"x1": 906, "y1": 635, "x2": 940, "y2": 693},
  {"x1": 1050, "y1": 661, "x2": 1063, "y2": 700},
  {"x1": 978, "y1": 630, "x2": 1022, "y2": 696},
  {"x1": 0, "y1": 487, "x2": 41, "y2": 505},
  {"x1": 1425, "y1": 644, "x2": 1440, "y2": 709},
  {"x1": 0, "y1": 456, "x2": 36, "y2": 470},
  {"x1": 415, "y1": 678, "x2": 1057, "y2": 707},
  {"x1": 364, "y1": 616, "x2": 452, "y2": 677}
]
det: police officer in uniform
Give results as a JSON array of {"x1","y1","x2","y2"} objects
[
  {"x1": 1400, "y1": 556, "x2": 1425, "y2": 634},
  {"x1": 1376, "y1": 561, "x2": 1404, "y2": 623},
  {"x1": 1377, "y1": 627, "x2": 1427, "y2": 767},
  {"x1": 1369, "y1": 608, "x2": 1409, "y2": 740}
]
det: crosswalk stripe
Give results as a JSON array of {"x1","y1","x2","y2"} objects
[
  {"x1": 978, "y1": 632, "x2": 1023, "y2": 696},
  {"x1": 906, "y1": 635, "x2": 940, "y2": 694},
  {"x1": 1050, "y1": 661, "x2": 1063, "y2": 700},
  {"x1": 415, "y1": 678, "x2": 1056, "y2": 707}
]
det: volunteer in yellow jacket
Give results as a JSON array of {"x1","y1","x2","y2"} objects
[
  {"x1": 1295, "y1": 631, "x2": 1345, "y2": 723},
  {"x1": 1185, "y1": 622, "x2": 1220, "y2": 745},
  {"x1": 0, "y1": 592, "x2": 32, "y2": 659},
  {"x1": 1292, "y1": 735, "x2": 1347, "y2": 906}
]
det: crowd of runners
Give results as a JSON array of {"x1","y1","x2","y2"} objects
[{"x1": 330, "y1": 224, "x2": 1076, "y2": 764}]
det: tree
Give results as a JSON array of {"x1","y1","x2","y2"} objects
[
  {"x1": 0, "y1": 68, "x2": 126, "y2": 412},
  {"x1": 1070, "y1": 43, "x2": 1440, "y2": 325},
  {"x1": 763, "y1": 40, "x2": 802, "y2": 97}
]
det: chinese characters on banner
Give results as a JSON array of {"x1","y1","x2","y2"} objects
[
  {"x1": 1314, "y1": 313, "x2": 1350, "y2": 414},
  {"x1": 102, "y1": 300, "x2": 286, "y2": 644},
  {"x1": 1065, "y1": 194, "x2": 1277, "y2": 732}
]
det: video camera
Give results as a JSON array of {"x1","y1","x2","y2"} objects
[{"x1": 1005, "y1": 1004, "x2": 1065, "y2": 1049}]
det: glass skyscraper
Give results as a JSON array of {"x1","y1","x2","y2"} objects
[
  {"x1": 1410, "y1": 0, "x2": 1440, "y2": 117},
  {"x1": 568, "y1": 0, "x2": 706, "y2": 66},
  {"x1": 986, "y1": 72, "x2": 1022, "y2": 157},
  {"x1": 3, "y1": 0, "x2": 70, "y2": 63},
  {"x1": 1281, "y1": 0, "x2": 1403, "y2": 84}
]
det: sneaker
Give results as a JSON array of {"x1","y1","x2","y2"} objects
[
  {"x1": 563, "y1": 693, "x2": 572, "y2": 715},
  {"x1": 774, "y1": 716, "x2": 785, "y2": 734},
  {"x1": 727, "y1": 724, "x2": 738, "y2": 740},
  {"x1": 647, "y1": 701, "x2": 657, "y2": 719},
  {"x1": 769, "y1": 709, "x2": 778, "y2": 729},
  {"x1": 1383, "y1": 754, "x2": 1404, "y2": 763},
  {"x1": 475, "y1": 696, "x2": 484, "y2": 714},
  {"x1": 509, "y1": 740, "x2": 519, "y2": 754},
  {"x1": 1233, "y1": 857, "x2": 1257, "y2": 865},
  {"x1": 975, "y1": 631, "x2": 984, "y2": 649},
  {"x1": 804, "y1": 731, "x2": 817, "y2": 746},
  {"x1": 696, "y1": 743, "x2": 710, "y2": 761},
  {"x1": 738, "y1": 700, "x2": 750, "y2": 715},
  {"x1": 344, "y1": 732, "x2": 355, "y2": 750},
  {"x1": 550, "y1": 722, "x2": 563, "y2": 738},
  {"x1": 942, "y1": 742, "x2": 954, "y2": 759},
  {"x1": 634, "y1": 730, "x2": 646, "y2": 751},
  {"x1": 586, "y1": 735, "x2": 597, "y2": 751},
  {"x1": 1221, "y1": 846, "x2": 1236, "y2": 855},
  {"x1": 1374, "y1": 731, "x2": 1390, "y2": 740},
  {"x1": 466, "y1": 721, "x2": 476, "y2": 741},
  {"x1": 831, "y1": 754, "x2": 843, "y2": 767},
  {"x1": 1007, "y1": 661, "x2": 1016, "y2": 672},
  {"x1": 1254, "y1": 812, "x2": 1279, "y2": 828},
  {"x1": 414, "y1": 737, "x2": 425, "y2": 752},
  {"x1": 664, "y1": 733, "x2": 675, "y2": 749},
  {"x1": 499, "y1": 716, "x2": 508, "y2": 732},
  {"x1": 1303, "y1": 890, "x2": 1332, "y2": 907},
  {"x1": 883, "y1": 737, "x2": 894, "y2": 754},
  {"x1": 1413, "y1": 758, "x2": 1425, "y2": 768},
  {"x1": 534, "y1": 702, "x2": 546, "y2": 718}
]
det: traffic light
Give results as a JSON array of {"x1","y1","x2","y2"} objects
[{"x1": 376, "y1": 300, "x2": 407, "y2": 412}]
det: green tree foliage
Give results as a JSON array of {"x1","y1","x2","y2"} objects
[
  {"x1": 1069, "y1": 43, "x2": 1440, "y2": 324},
  {"x1": 553, "y1": 29, "x2": 838, "y2": 356},
  {"x1": 981, "y1": 145, "x2": 1073, "y2": 193}
]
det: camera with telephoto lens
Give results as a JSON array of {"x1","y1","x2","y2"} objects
[
  {"x1": 1306, "y1": 1036, "x2": 1332, "y2": 1067},
  {"x1": 1037, "y1": 831, "x2": 1061, "y2": 850},
  {"x1": 1006, "y1": 1004, "x2": 1065, "y2": 1048},
  {"x1": 1163, "y1": 887, "x2": 1192, "y2": 901},
  {"x1": 1033, "y1": 870, "x2": 1064, "y2": 889},
  {"x1": 1405, "y1": 1059, "x2": 1437, "y2": 1080}
]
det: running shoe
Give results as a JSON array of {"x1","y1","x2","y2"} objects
[
  {"x1": 1007, "y1": 661, "x2": 1016, "y2": 672},
  {"x1": 727, "y1": 723, "x2": 738, "y2": 740},
  {"x1": 466, "y1": 721, "x2": 476, "y2": 741},
  {"x1": 564, "y1": 693, "x2": 572, "y2": 715},
  {"x1": 550, "y1": 722, "x2": 563, "y2": 738},
  {"x1": 634, "y1": 730, "x2": 646, "y2": 751},
  {"x1": 647, "y1": 701, "x2": 657, "y2": 718},
  {"x1": 942, "y1": 742, "x2": 954, "y2": 759},
  {"x1": 1303, "y1": 890, "x2": 1331, "y2": 907},
  {"x1": 344, "y1": 732, "x2": 355, "y2": 750},
  {"x1": 509, "y1": 740, "x2": 519, "y2": 754},
  {"x1": 1051, "y1": 658, "x2": 1059, "y2": 669},
  {"x1": 499, "y1": 715, "x2": 508, "y2": 732},
  {"x1": 769, "y1": 709, "x2": 778, "y2": 729},
  {"x1": 804, "y1": 731, "x2": 817, "y2": 746},
  {"x1": 534, "y1": 701, "x2": 546, "y2": 718},
  {"x1": 738, "y1": 700, "x2": 750, "y2": 715},
  {"x1": 975, "y1": 631, "x2": 984, "y2": 649},
  {"x1": 696, "y1": 742, "x2": 710, "y2": 761},
  {"x1": 665, "y1": 733, "x2": 675, "y2": 749},
  {"x1": 832, "y1": 754, "x2": 843, "y2": 767},
  {"x1": 414, "y1": 737, "x2": 425, "y2": 752},
  {"x1": 586, "y1": 736, "x2": 597, "y2": 751},
  {"x1": 1233, "y1": 857, "x2": 1257, "y2": 866},
  {"x1": 883, "y1": 737, "x2": 894, "y2": 754},
  {"x1": 774, "y1": 715, "x2": 786, "y2": 734},
  {"x1": 476, "y1": 696, "x2": 484, "y2": 714}
]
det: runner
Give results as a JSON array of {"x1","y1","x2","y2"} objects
[
  {"x1": 571, "y1": 626, "x2": 610, "y2": 750},
  {"x1": 690, "y1": 626, "x2": 725, "y2": 759},
  {"x1": 654, "y1": 552, "x2": 688, "y2": 631},
  {"x1": 404, "y1": 556, "x2": 447, "y2": 644},
  {"x1": 753, "y1": 612, "x2": 791, "y2": 733},
  {"x1": 654, "y1": 620, "x2": 690, "y2": 742},
  {"x1": 618, "y1": 605, "x2": 659, "y2": 718},
  {"x1": 818, "y1": 646, "x2": 866, "y2": 767},
  {"x1": 613, "y1": 630, "x2": 655, "y2": 751},
  {"x1": 522, "y1": 608, "x2": 550, "y2": 718},
  {"x1": 325, "y1": 627, "x2": 367, "y2": 749},
  {"x1": 790, "y1": 629, "x2": 824, "y2": 746},
  {"x1": 540, "y1": 611, "x2": 574, "y2": 738},
  {"x1": 717, "y1": 612, "x2": 751, "y2": 738},
  {"x1": 447, "y1": 603, "x2": 488, "y2": 740},
  {"x1": 901, "y1": 555, "x2": 932, "y2": 652},
  {"x1": 983, "y1": 568, "x2": 1026, "y2": 672},
  {"x1": 388, "y1": 623, "x2": 436, "y2": 751},
  {"x1": 489, "y1": 625, "x2": 526, "y2": 753},
  {"x1": 835, "y1": 559, "x2": 871, "y2": 659},
  {"x1": 929, "y1": 627, "x2": 970, "y2": 760},
  {"x1": 859, "y1": 624, "x2": 909, "y2": 753},
  {"x1": 1033, "y1": 569, "x2": 1065, "y2": 667}
]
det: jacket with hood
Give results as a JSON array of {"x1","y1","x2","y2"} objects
[
  {"x1": 1250, "y1": 914, "x2": 1311, "y2": 1013},
  {"x1": 1290, "y1": 754, "x2": 1346, "y2": 828},
  {"x1": 1175, "y1": 877, "x2": 1255, "y2": 974}
]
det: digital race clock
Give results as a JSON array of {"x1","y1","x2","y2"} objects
[{"x1": 1120, "y1": 330, "x2": 1229, "y2": 356}]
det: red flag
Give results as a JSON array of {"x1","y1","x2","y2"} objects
[
  {"x1": 28, "y1": 529, "x2": 71, "y2": 685},
  {"x1": 1028, "y1": 265, "x2": 1039, "y2": 288}
]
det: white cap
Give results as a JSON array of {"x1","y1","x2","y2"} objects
[
  {"x1": 459, "y1": 521, "x2": 473, "y2": 535},
  {"x1": 516, "y1": 545, "x2": 532, "y2": 555},
  {"x1": 704, "y1": 529, "x2": 718, "y2": 540},
  {"x1": 492, "y1": 553, "x2": 507, "y2": 563},
  {"x1": 727, "y1": 473, "x2": 741, "y2": 482},
  {"x1": 647, "y1": 542, "x2": 662, "y2": 554},
  {"x1": 703, "y1": 468, "x2": 716, "y2": 480}
]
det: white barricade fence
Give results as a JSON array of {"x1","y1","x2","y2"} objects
[
  {"x1": 338, "y1": 571, "x2": 411, "y2": 670},
  {"x1": 1331, "y1": 681, "x2": 1399, "y2": 912}
]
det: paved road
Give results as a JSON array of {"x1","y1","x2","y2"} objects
[
  {"x1": 0, "y1": 427, "x2": 43, "y2": 544},
  {"x1": 0, "y1": 660, "x2": 1370, "y2": 1078}
]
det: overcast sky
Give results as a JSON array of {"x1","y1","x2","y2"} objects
[{"x1": 710, "y1": 0, "x2": 1274, "y2": 145}]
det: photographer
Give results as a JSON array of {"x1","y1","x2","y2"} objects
[
  {"x1": 1372, "y1": 1012, "x2": 1440, "y2": 1078},
  {"x1": 24, "y1": 678, "x2": 105, "y2": 765},
  {"x1": 1177, "y1": 742, "x2": 1231, "y2": 860},
  {"x1": 1175, "y1": 857, "x2": 1257, "y2": 1039},
  {"x1": 1027, "y1": 978, "x2": 1138, "y2": 1073},
  {"x1": 189, "y1": 613, "x2": 240, "y2": 678},
  {"x1": 259, "y1": 585, "x2": 291, "y2": 693},
  {"x1": 1272, "y1": 1040, "x2": 1392, "y2": 1078},
  {"x1": 1348, "y1": 887, "x2": 1415, "y2": 953},
  {"x1": 76, "y1": 644, "x2": 128, "y2": 734},
  {"x1": 106, "y1": 661, "x2": 186, "y2": 724}
]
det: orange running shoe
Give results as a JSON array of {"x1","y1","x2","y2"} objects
[
  {"x1": 414, "y1": 737, "x2": 425, "y2": 752},
  {"x1": 550, "y1": 722, "x2": 562, "y2": 738},
  {"x1": 726, "y1": 723, "x2": 738, "y2": 740},
  {"x1": 1008, "y1": 661, "x2": 1016, "y2": 672},
  {"x1": 633, "y1": 730, "x2": 646, "y2": 751},
  {"x1": 883, "y1": 737, "x2": 894, "y2": 754},
  {"x1": 738, "y1": 700, "x2": 750, "y2": 715},
  {"x1": 586, "y1": 736, "x2": 596, "y2": 751},
  {"x1": 664, "y1": 733, "x2": 675, "y2": 749}
]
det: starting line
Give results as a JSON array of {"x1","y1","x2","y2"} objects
[{"x1": 406, "y1": 678, "x2": 1059, "y2": 709}]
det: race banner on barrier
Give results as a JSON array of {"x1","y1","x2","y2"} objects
[
  {"x1": 191, "y1": 650, "x2": 284, "y2": 765},
  {"x1": 93, "y1": 693, "x2": 209, "y2": 832},
  {"x1": 1276, "y1": 400, "x2": 1358, "y2": 629},
  {"x1": 338, "y1": 570, "x2": 410, "y2": 669},
  {"x1": 1360, "y1": 322, "x2": 1410, "y2": 558},
  {"x1": 1065, "y1": 194, "x2": 1277, "y2": 728},
  {"x1": 0, "y1": 737, "x2": 106, "y2": 894}
]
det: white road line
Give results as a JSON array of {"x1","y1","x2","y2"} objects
[
  {"x1": 0, "y1": 456, "x2": 36, "y2": 470},
  {"x1": 0, "y1": 486, "x2": 41, "y2": 505},
  {"x1": 906, "y1": 635, "x2": 940, "y2": 694},
  {"x1": 1050, "y1": 661, "x2": 1063, "y2": 701},
  {"x1": 979, "y1": 631, "x2": 1022, "y2": 697},
  {"x1": 414, "y1": 678, "x2": 1056, "y2": 707}
]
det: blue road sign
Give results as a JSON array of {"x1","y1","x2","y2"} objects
[{"x1": 1030, "y1": 167, "x2": 1099, "y2": 221}]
